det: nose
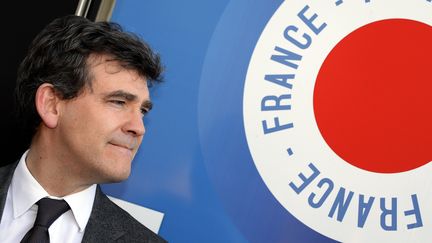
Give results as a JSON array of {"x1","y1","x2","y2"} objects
[{"x1": 123, "y1": 110, "x2": 145, "y2": 137}]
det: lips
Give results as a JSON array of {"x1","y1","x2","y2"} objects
[
  {"x1": 109, "y1": 142, "x2": 134, "y2": 151},
  {"x1": 109, "y1": 136, "x2": 138, "y2": 151}
]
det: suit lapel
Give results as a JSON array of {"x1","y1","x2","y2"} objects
[
  {"x1": 0, "y1": 162, "x2": 18, "y2": 223},
  {"x1": 81, "y1": 185, "x2": 126, "y2": 242}
]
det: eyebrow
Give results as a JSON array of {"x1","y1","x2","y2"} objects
[{"x1": 104, "y1": 90, "x2": 153, "y2": 111}]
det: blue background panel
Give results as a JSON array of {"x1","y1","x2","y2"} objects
[{"x1": 102, "y1": 1, "x2": 335, "y2": 242}]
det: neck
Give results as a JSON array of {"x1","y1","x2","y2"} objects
[{"x1": 26, "y1": 130, "x2": 92, "y2": 197}]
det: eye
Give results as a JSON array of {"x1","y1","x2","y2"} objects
[
  {"x1": 110, "y1": 100, "x2": 126, "y2": 106},
  {"x1": 140, "y1": 108, "x2": 149, "y2": 116}
]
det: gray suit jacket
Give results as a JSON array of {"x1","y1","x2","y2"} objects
[{"x1": 0, "y1": 162, "x2": 167, "y2": 243}]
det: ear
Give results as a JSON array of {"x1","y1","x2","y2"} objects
[{"x1": 35, "y1": 83, "x2": 61, "y2": 129}]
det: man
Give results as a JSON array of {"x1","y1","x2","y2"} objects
[{"x1": 0, "y1": 15, "x2": 166, "y2": 242}]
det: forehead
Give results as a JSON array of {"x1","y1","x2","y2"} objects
[{"x1": 85, "y1": 55, "x2": 149, "y2": 96}]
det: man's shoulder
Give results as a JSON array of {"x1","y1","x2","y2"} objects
[
  {"x1": 83, "y1": 186, "x2": 167, "y2": 243},
  {"x1": 101, "y1": 193, "x2": 166, "y2": 241},
  {"x1": 0, "y1": 162, "x2": 18, "y2": 221},
  {"x1": 0, "y1": 162, "x2": 18, "y2": 176},
  {"x1": 0, "y1": 162, "x2": 18, "y2": 193}
]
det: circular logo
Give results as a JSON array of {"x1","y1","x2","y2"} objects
[{"x1": 243, "y1": 1, "x2": 432, "y2": 242}]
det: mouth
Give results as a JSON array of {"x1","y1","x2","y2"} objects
[
  {"x1": 108, "y1": 142, "x2": 136, "y2": 158},
  {"x1": 108, "y1": 136, "x2": 139, "y2": 158},
  {"x1": 109, "y1": 142, "x2": 134, "y2": 151}
]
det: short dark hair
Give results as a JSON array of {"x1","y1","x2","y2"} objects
[{"x1": 15, "y1": 15, "x2": 163, "y2": 140}]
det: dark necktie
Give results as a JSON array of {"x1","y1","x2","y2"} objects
[{"x1": 21, "y1": 198, "x2": 70, "y2": 243}]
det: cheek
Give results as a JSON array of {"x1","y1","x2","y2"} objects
[
  {"x1": 61, "y1": 100, "x2": 129, "y2": 151},
  {"x1": 60, "y1": 107, "x2": 104, "y2": 147}
]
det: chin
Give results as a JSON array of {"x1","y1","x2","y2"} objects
[
  {"x1": 104, "y1": 170, "x2": 131, "y2": 183},
  {"x1": 116, "y1": 164, "x2": 132, "y2": 179},
  {"x1": 96, "y1": 154, "x2": 134, "y2": 183},
  {"x1": 100, "y1": 163, "x2": 132, "y2": 183}
]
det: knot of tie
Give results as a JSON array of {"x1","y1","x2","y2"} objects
[{"x1": 21, "y1": 198, "x2": 70, "y2": 243}]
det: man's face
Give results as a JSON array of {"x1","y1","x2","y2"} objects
[{"x1": 55, "y1": 56, "x2": 151, "y2": 184}]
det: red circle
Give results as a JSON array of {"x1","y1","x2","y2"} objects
[{"x1": 313, "y1": 19, "x2": 432, "y2": 173}]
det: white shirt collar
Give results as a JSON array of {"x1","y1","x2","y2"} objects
[{"x1": 11, "y1": 150, "x2": 97, "y2": 232}]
